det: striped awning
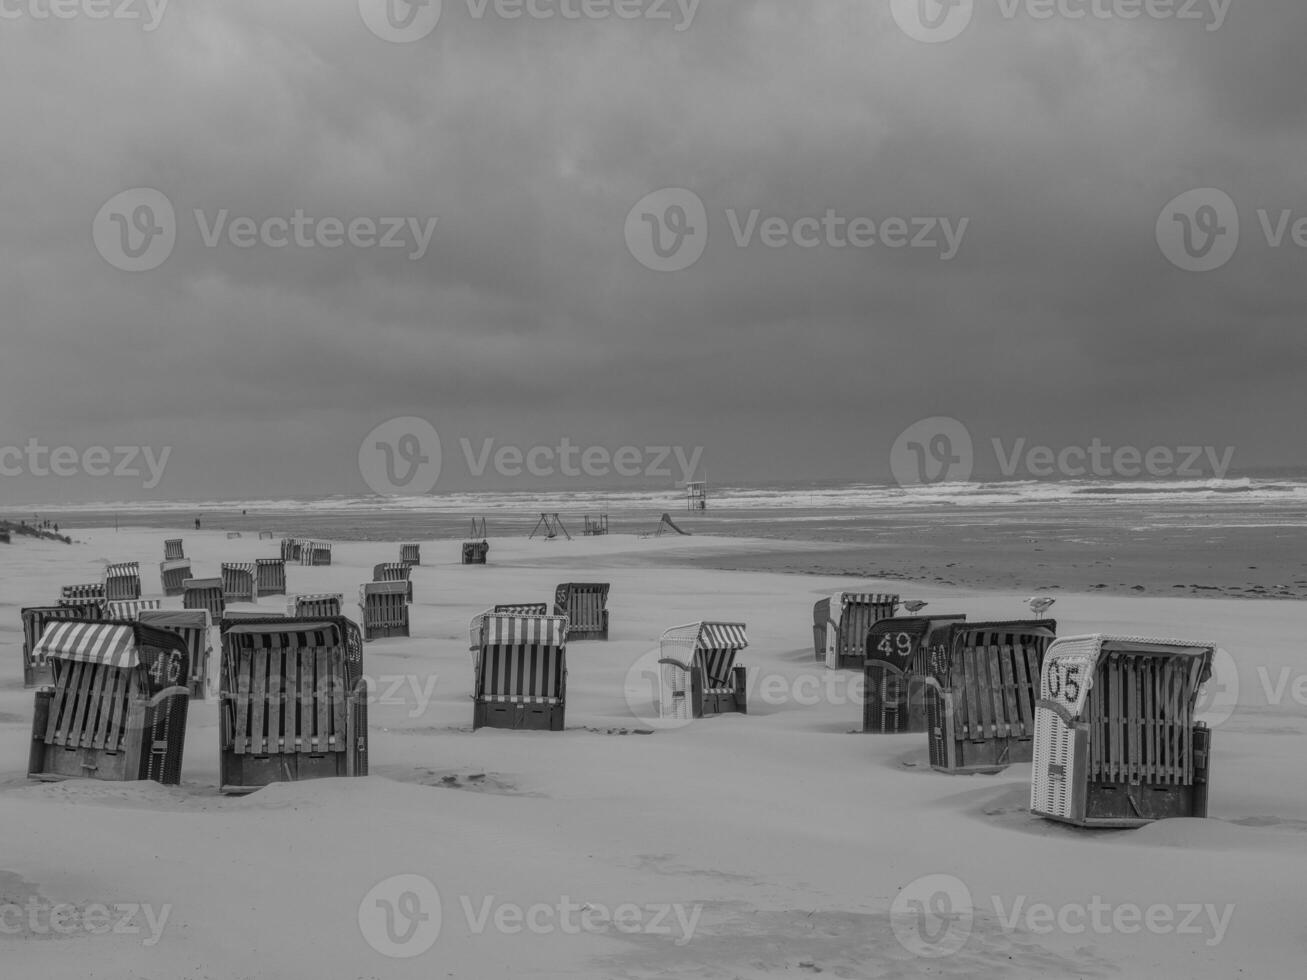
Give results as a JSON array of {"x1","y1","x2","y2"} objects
[
  {"x1": 104, "y1": 599, "x2": 163, "y2": 620},
  {"x1": 225, "y1": 621, "x2": 342, "y2": 648},
  {"x1": 255, "y1": 557, "x2": 284, "y2": 566},
  {"x1": 698, "y1": 622, "x2": 748, "y2": 650},
  {"x1": 60, "y1": 583, "x2": 105, "y2": 598},
  {"x1": 222, "y1": 563, "x2": 257, "y2": 574},
  {"x1": 104, "y1": 563, "x2": 140, "y2": 580},
  {"x1": 484, "y1": 614, "x2": 568, "y2": 648},
  {"x1": 35, "y1": 621, "x2": 140, "y2": 669}
]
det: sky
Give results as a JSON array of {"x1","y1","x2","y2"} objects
[{"x1": 1, "y1": 0, "x2": 1305, "y2": 502}]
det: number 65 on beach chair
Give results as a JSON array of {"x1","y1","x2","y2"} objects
[
  {"x1": 657, "y1": 622, "x2": 748, "y2": 719},
  {"x1": 218, "y1": 616, "x2": 368, "y2": 794},
  {"x1": 472, "y1": 613, "x2": 568, "y2": 731},
  {"x1": 28, "y1": 621, "x2": 191, "y2": 785},
  {"x1": 1030, "y1": 635, "x2": 1215, "y2": 828}
]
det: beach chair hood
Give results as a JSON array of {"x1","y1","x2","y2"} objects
[
  {"x1": 1039, "y1": 634, "x2": 1215, "y2": 722},
  {"x1": 36, "y1": 621, "x2": 148, "y2": 669}
]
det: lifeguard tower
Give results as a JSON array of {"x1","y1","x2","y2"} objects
[{"x1": 685, "y1": 481, "x2": 708, "y2": 511}]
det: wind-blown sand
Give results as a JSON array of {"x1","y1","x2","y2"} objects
[{"x1": 1, "y1": 529, "x2": 1304, "y2": 978}]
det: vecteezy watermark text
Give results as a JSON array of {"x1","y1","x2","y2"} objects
[
  {"x1": 357, "y1": 0, "x2": 700, "y2": 44},
  {"x1": 92, "y1": 188, "x2": 438, "y2": 272},
  {"x1": 891, "y1": 873, "x2": 1233, "y2": 959},
  {"x1": 891, "y1": 0, "x2": 1231, "y2": 44},
  {"x1": 0, "y1": 898, "x2": 171, "y2": 946},
  {"x1": 625, "y1": 188, "x2": 968, "y2": 272},
  {"x1": 0, "y1": 440, "x2": 171, "y2": 490},
  {"x1": 358, "y1": 874, "x2": 701, "y2": 958},
  {"x1": 889, "y1": 417, "x2": 1235, "y2": 486},
  {"x1": 0, "y1": 0, "x2": 170, "y2": 30},
  {"x1": 358, "y1": 417, "x2": 704, "y2": 495}
]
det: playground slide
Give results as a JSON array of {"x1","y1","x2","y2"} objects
[{"x1": 658, "y1": 513, "x2": 691, "y2": 535}]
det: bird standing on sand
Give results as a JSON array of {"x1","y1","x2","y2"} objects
[
  {"x1": 903, "y1": 600, "x2": 929, "y2": 613},
  {"x1": 1027, "y1": 596, "x2": 1056, "y2": 619}
]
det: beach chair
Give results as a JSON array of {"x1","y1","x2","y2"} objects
[
  {"x1": 221, "y1": 563, "x2": 258, "y2": 603},
  {"x1": 924, "y1": 620, "x2": 1058, "y2": 774},
  {"x1": 462, "y1": 540, "x2": 489, "y2": 565},
  {"x1": 372, "y1": 562, "x2": 414, "y2": 603},
  {"x1": 226, "y1": 532, "x2": 242, "y2": 540},
  {"x1": 863, "y1": 615, "x2": 968, "y2": 734},
  {"x1": 553, "y1": 583, "x2": 610, "y2": 640},
  {"x1": 818, "y1": 592, "x2": 900, "y2": 669},
  {"x1": 359, "y1": 581, "x2": 411, "y2": 641},
  {"x1": 28, "y1": 620, "x2": 191, "y2": 785},
  {"x1": 472, "y1": 613, "x2": 568, "y2": 731},
  {"x1": 657, "y1": 622, "x2": 748, "y2": 719},
  {"x1": 59, "y1": 583, "x2": 106, "y2": 606},
  {"x1": 255, "y1": 557, "x2": 287, "y2": 596},
  {"x1": 102, "y1": 562, "x2": 142, "y2": 602},
  {"x1": 1030, "y1": 635, "x2": 1215, "y2": 827},
  {"x1": 20, "y1": 602, "x2": 103, "y2": 688},
  {"x1": 164, "y1": 539, "x2": 185, "y2": 561},
  {"x1": 218, "y1": 616, "x2": 367, "y2": 794},
  {"x1": 280, "y1": 538, "x2": 302, "y2": 563},
  {"x1": 139, "y1": 609, "x2": 213, "y2": 700},
  {"x1": 103, "y1": 599, "x2": 163, "y2": 621},
  {"x1": 400, "y1": 543, "x2": 420, "y2": 567},
  {"x1": 159, "y1": 558, "x2": 192, "y2": 596},
  {"x1": 286, "y1": 593, "x2": 343, "y2": 618},
  {"x1": 183, "y1": 577, "x2": 226, "y2": 621},
  {"x1": 258, "y1": 531, "x2": 275, "y2": 541},
  {"x1": 302, "y1": 542, "x2": 332, "y2": 567},
  {"x1": 584, "y1": 515, "x2": 609, "y2": 536}
]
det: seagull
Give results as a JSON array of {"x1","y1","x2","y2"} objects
[
  {"x1": 1027, "y1": 596, "x2": 1056, "y2": 619},
  {"x1": 902, "y1": 600, "x2": 929, "y2": 614}
]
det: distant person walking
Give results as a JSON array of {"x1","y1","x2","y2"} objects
[{"x1": 195, "y1": 517, "x2": 202, "y2": 530}]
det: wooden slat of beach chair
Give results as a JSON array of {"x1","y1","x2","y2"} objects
[
  {"x1": 1010, "y1": 639, "x2": 1032, "y2": 737},
  {"x1": 995, "y1": 641, "x2": 1017, "y2": 738},
  {"x1": 330, "y1": 651, "x2": 347, "y2": 750},
  {"x1": 103, "y1": 668, "x2": 131, "y2": 753},
  {"x1": 314, "y1": 647, "x2": 329, "y2": 752},
  {"x1": 252, "y1": 644, "x2": 270, "y2": 756},
  {"x1": 1128, "y1": 659, "x2": 1142, "y2": 782},
  {"x1": 234, "y1": 652, "x2": 252, "y2": 755},
  {"x1": 264, "y1": 644, "x2": 280, "y2": 753},
  {"x1": 63, "y1": 660, "x2": 92, "y2": 748},
  {"x1": 284, "y1": 646, "x2": 302, "y2": 753},
  {"x1": 958, "y1": 649, "x2": 979, "y2": 740},
  {"x1": 981, "y1": 642, "x2": 1003, "y2": 739},
  {"x1": 1141, "y1": 657, "x2": 1153, "y2": 780},
  {"x1": 89, "y1": 666, "x2": 116, "y2": 751}
]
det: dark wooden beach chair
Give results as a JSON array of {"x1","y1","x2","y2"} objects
[
  {"x1": 863, "y1": 615, "x2": 967, "y2": 734},
  {"x1": 1031, "y1": 635, "x2": 1215, "y2": 827},
  {"x1": 657, "y1": 622, "x2": 748, "y2": 719},
  {"x1": 280, "y1": 538, "x2": 304, "y2": 563},
  {"x1": 164, "y1": 538, "x2": 185, "y2": 561},
  {"x1": 159, "y1": 558, "x2": 192, "y2": 596},
  {"x1": 226, "y1": 532, "x2": 242, "y2": 540},
  {"x1": 255, "y1": 557, "x2": 287, "y2": 596},
  {"x1": 29, "y1": 620, "x2": 191, "y2": 785},
  {"x1": 20, "y1": 602, "x2": 103, "y2": 688},
  {"x1": 286, "y1": 593, "x2": 344, "y2": 618},
  {"x1": 462, "y1": 540, "x2": 489, "y2": 565},
  {"x1": 925, "y1": 620, "x2": 1058, "y2": 774},
  {"x1": 302, "y1": 542, "x2": 332, "y2": 566},
  {"x1": 817, "y1": 592, "x2": 900, "y2": 669},
  {"x1": 140, "y1": 608, "x2": 213, "y2": 700},
  {"x1": 102, "y1": 563, "x2": 142, "y2": 602},
  {"x1": 372, "y1": 562, "x2": 413, "y2": 602},
  {"x1": 258, "y1": 531, "x2": 275, "y2": 541},
  {"x1": 221, "y1": 563, "x2": 258, "y2": 603},
  {"x1": 183, "y1": 577, "x2": 226, "y2": 622},
  {"x1": 473, "y1": 613, "x2": 568, "y2": 731},
  {"x1": 400, "y1": 543, "x2": 420, "y2": 567},
  {"x1": 359, "y1": 581, "x2": 411, "y2": 641},
  {"x1": 553, "y1": 583, "x2": 610, "y2": 640},
  {"x1": 218, "y1": 616, "x2": 367, "y2": 794}
]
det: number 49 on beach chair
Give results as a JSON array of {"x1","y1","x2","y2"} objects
[
  {"x1": 863, "y1": 615, "x2": 967, "y2": 734},
  {"x1": 1031, "y1": 635, "x2": 1215, "y2": 827},
  {"x1": 218, "y1": 616, "x2": 368, "y2": 794},
  {"x1": 657, "y1": 622, "x2": 748, "y2": 719},
  {"x1": 29, "y1": 620, "x2": 191, "y2": 785}
]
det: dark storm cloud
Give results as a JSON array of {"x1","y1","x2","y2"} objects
[{"x1": 1, "y1": 0, "x2": 1304, "y2": 500}]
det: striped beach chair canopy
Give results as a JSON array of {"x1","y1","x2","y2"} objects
[
  {"x1": 104, "y1": 562, "x2": 141, "y2": 581},
  {"x1": 475, "y1": 613, "x2": 568, "y2": 703},
  {"x1": 164, "y1": 538, "x2": 185, "y2": 559},
  {"x1": 659, "y1": 621, "x2": 748, "y2": 688},
  {"x1": 224, "y1": 617, "x2": 362, "y2": 668},
  {"x1": 373, "y1": 562, "x2": 412, "y2": 582},
  {"x1": 59, "y1": 583, "x2": 105, "y2": 604},
  {"x1": 103, "y1": 598, "x2": 163, "y2": 621},
  {"x1": 287, "y1": 593, "x2": 344, "y2": 616},
  {"x1": 139, "y1": 608, "x2": 210, "y2": 632},
  {"x1": 35, "y1": 621, "x2": 149, "y2": 670}
]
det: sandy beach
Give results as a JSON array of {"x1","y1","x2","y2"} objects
[{"x1": 1, "y1": 527, "x2": 1305, "y2": 979}]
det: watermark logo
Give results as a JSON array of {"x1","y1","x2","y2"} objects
[
  {"x1": 1194, "y1": 647, "x2": 1238, "y2": 728},
  {"x1": 890, "y1": 0, "x2": 974, "y2": 43},
  {"x1": 0, "y1": 440, "x2": 171, "y2": 490},
  {"x1": 890, "y1": 417, "x2": 974, "y2": 486},
  {"x1": 359, "y1": 418, "x2": 443, "y2": 496},
  {"x1": 92, "y1": 188, "x2": 176, "y2": 273},
  {"x1": 626, "y1": 188, "x2": 969, "y2": 271},
  {"x1": 890, "y1": 873, "x2": 973, "y2": 957},
  {"x1": 890, "y1": 418, "x2": 1236, "y2": 486},
  {"x1": 1157, "y1": 188, "x2": 1240, "y2": 273},
  {"x1": 359, "y1": 0, "x2": 443, "y2": 42},
  {"x1": 359, "y1": 874, "x2": 443, "y2": 958},
  {"x1": 625, "y1": 188, "x2": 710, "y2": 273},
  {"x1": 0, "y1": 0, "x2": 170, "y2": 30}
]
